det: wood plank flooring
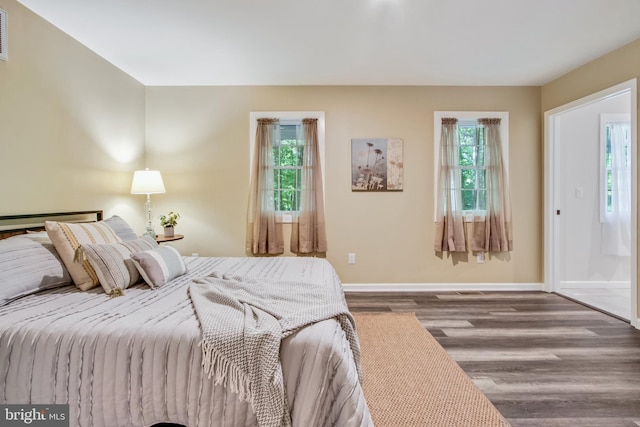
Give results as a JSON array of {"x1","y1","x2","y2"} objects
[{"x1": 345, "y1": 291, "x2": 640, "y2": 427}]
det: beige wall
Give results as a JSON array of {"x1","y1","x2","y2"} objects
[
  {"x1": 145, "y1": 85, "x2": 542, "y2": 284},
  {"x1": 0, "y1": 1, "x2": 146, "y2": 224},
  {"x1": 541, "y1": 37, "x2": 640, "y2": 315},
  {"x1": 0, "y1": 0, "x2": 554, "y2": 285}
]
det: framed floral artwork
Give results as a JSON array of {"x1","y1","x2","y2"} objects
[{"x1": 351, "y1": 138, "x2": 403, "y2": 191}]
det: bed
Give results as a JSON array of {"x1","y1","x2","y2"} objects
[{"x1": 0, "y1": 211, "x2": 372, "y2": 427}]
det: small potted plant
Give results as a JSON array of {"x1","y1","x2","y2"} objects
[{"x1": 159, "y1": 211, "x2": 180, "y2": 237}]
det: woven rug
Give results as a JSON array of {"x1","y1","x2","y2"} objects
[{"x1": 353, "y1": 312, "x2": 510, "y2": 427}]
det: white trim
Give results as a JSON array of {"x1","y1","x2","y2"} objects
[
  {"x1": 342, "y1": 282, "x2": 543, "y2": 292},
  {"x1": 544, "y1": 78, "x2": 637, "y2": 329},
  {"x1": 0, "y1": 8, "x2": 7, "y2": 61},
  {"x1": 559, "y1": 281, "x2": 630, "y2": 289}
]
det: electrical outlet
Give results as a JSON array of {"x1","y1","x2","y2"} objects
[
  {"x1": 476, "y1": 253, "x2": 485, "y2": 264},
  {"x1": 348, "y1": 253, "x2": 356, "y2": 264}
]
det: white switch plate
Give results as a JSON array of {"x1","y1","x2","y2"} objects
[{"x1": 348, "y1": 253, "x2": 356, "y2": 264}]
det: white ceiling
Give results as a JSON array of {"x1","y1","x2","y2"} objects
[{"x1": 16, "y1": 0, "x2": 640, "y2": 86}]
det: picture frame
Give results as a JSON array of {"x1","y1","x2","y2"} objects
[{"x1": 351, "y1": 138, "x2": 403, "y2": 191}]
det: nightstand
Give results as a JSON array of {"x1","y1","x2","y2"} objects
[{"x1": 155, "y1": 234, "x2": 184, "y2": 244}]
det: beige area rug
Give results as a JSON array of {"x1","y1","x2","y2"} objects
[{"x1": 354, "y1": 312, "x2": 510, "y2": 427}]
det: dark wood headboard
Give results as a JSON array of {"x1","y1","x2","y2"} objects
[{"x1": 0, "y1": 210, "x2": 103, "y2": 240}]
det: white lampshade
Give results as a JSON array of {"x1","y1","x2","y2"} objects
[{"x1": 130, "y1": 169, "x2": 166, "y2": 194}]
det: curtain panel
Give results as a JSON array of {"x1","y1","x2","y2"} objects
[
  {"x1": 434, "y1": 118, "x2": 467, "y2": 252},
  {"x1": 601, "y1": 121, "x2": 631, "y2": 256},
  {"x1": 246, "y1": 118, "x2": 284, "y2": 255},
  {"x1": 291, "y1": 118, "x2": 328, "y2": 255},
  {"x1": 470, "y1": 118, "x2": 513, "y2": 252}
]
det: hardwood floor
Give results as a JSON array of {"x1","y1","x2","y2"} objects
[{"x1": 345, "y1": 291, "x2": 640, "y2": 427}]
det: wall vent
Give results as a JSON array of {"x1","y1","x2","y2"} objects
[{"x1": 0, "y1": 8, "x2": 7, "y2": 61}]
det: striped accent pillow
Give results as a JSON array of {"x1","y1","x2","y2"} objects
[
  {"x1": 130, "y1": 246, "x2": 187, "y2": 288},
  {"x1": 45, "y1": 221, "x2": 122, "y2": 290},
  {"x1": 82, "y1": 237, "x2": 158, "y2": 296}
]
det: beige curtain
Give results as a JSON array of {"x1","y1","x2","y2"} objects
[
  {"x1": 434, "y1": 118, "x2": 467, "y2": 252},
  {"x1": 471, "y1": 118, "x2": 513, "y2": 252},
  {"x1": 246, "y1": 118, "x2": 284, "y2": 255},
  {"x1": 291, "y1": 118, "x2": 327, "y2": 255}
]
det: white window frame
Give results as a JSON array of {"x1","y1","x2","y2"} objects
[
  {"x1": 249, "y1": 111, "x2": 325, "y2": 223},
  {"x1": 600, "y1": 113, "x2": 631, "y2": 223},
  {"x1": 433, "y1": 111, "x2": 509, "y2": 221},
  {"x1": 0, "y1": 8, "x2": 7, "y2": 62}
]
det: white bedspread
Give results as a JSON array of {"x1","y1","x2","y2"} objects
[{"x1": 0, "y1": 256, "x2": 373, "y2": 427}]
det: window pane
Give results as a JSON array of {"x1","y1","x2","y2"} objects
[
  {"x1": 280, "y1": 143, "x2": 299, "y2": 166},
  {"x1": 458, "y1": 126, "x2": 475, "y2": 145},
  {"x1": 478, "y1": 190, "x2": 486, "y2": 211},
  {"x1": 476, "y1": 126, "x2": 485, "y2": 146},
  {"x1": 477, "y1": 143, "x2": 485, "y2": 166},
  {"x1": 273, "y1": 146, "x2": 280, "y2": 167},
  {"x1": 477, "y1": 169, "x2": 486, "y2": 189},
  {"x1": 461, "y1": 169, "x2": 476, "y2": 189},
  {"x1": 459, "y1": 146, "x2": 476, "y2": 166},
  {"x1": 274, "y1": 189, "x2": 281, "y2": 211},
  {"x1": 280, "y1": 169, "x2": 297, "y2": 190},
  {"x1": 461, "y1": 190, "x2": 475, "y2": 210},
  {"x1": 297, "y1": 146, "x2": 304, "y2": 165},
  {"x1": 280, "y1": 190, "x2": 296, "y2": 211}
]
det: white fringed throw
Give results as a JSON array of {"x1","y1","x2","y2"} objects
[{"x1": 189, "y1": 273, "x2": 361, "y2": 427}]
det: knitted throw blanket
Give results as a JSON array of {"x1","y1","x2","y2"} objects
[{"x1": 189, "y1": 273, "x2": 361, "y2": 427}]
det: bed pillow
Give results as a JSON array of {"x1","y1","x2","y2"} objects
[
  {"x1": 24, "y1": 230, "x2": 53, "y2": 244},
  {"x1": 45, "y1": 221, "x2": 122, "y2": 291},
  {"x1": 82, "y1": 237, "x2": 159, "y2": 297},
  {"x1": 0, "y1": 236, "x2": 72, "y2": 306},
  {"x1": 102, "y1": 215, "x2": 138, "y2": 241},
  {"x1": 130, "y1": 246, "x2": 186, "y2": 289}
]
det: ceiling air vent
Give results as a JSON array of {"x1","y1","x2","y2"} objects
[{"x1": 0, "y1": 8, "x2": 7, "y2": 61}]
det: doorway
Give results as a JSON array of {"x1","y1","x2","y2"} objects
[{"x1": 544, "y1": 79, "x2": 637, "y2": 325}]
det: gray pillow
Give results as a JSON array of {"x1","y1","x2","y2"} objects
[
  {"x1": 82, "y1": 237, "x2": 158, "y2": 297},
  {"x1": 103, "y1": 215, "x2": 138, "y2": 241},
  {"x1": 0, "y1": 236, "x2": 72, "y2": 306},
  {"x1": 130, "y1": 246, "x2": 187, "y2": 288}
]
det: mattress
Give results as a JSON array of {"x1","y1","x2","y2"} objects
[{"x1": 0, "y1": 256, "x2": 372, "y2": 427}]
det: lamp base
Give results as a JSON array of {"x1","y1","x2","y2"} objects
[{"x1": 143, "y1": 227, "x2": 156, "y2": 238}]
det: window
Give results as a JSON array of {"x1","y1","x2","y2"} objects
[
  {"x1": 458, "y1": 121, "x2": 486, "y2": 212},
  {"x1": 274, "y1": 122, "x2": 303, "y2": 212},
  {"x1": 434, "y1": 111, "x2": 509, "y2": 220},
  {"x1": 249, "y1": 111, "x2": 325, "y2": 220},
  {"x1": 600, "y1": 113, "x2": 631, "y2": 221}
]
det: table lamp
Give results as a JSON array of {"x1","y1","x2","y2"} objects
[{"x1": 130, "y1": 169, "x2": 166, "y2": 237}]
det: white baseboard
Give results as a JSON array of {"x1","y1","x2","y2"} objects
[
  {"x1": 342, "y1": 282, "x2": 544, "y2": 292},
  {"x1": 559, "y1": 280, "x2": 630, "y2": 289}
]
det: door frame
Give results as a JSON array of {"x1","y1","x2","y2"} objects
[{"x1": 544, "y1": 78, "x2": 638, "y2": 328}]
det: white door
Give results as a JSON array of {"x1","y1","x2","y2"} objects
[{"x1": 545, "y1": 79, "x2": 637, "y2": 326}]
